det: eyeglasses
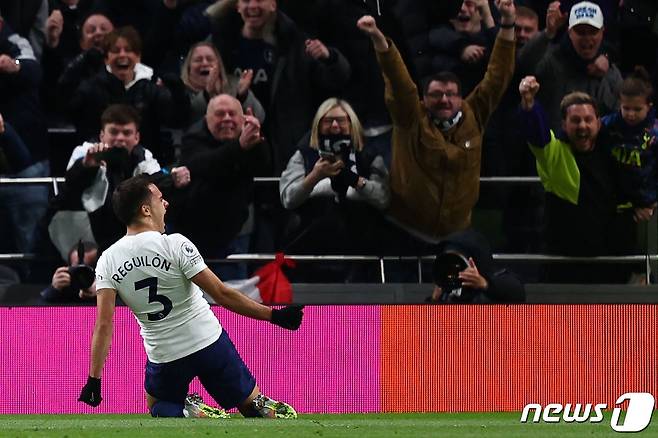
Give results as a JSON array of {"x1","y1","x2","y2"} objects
[
  {"x1": 320, "y1": 116, "x2": 351, "y2": 127},
  {"x1": 426, "y1": 91, "x2": 460, "y2": 99}
]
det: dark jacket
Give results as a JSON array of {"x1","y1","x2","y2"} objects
[
  {"x1": 314, "y1": 0, "x2": 405, "y2": 127},
  {"x1": 57, "y1": 48, "x2": 105, "y2": 102},
  {"x1": 533, "y1": 35, "x2": 623, "y2": 132},
  {"x1": 175, "y1": 120, "x2": 271, "y2": 254},
  {"x1": 0, "y1": 0, "x2": 46, "y2": 57},
  {"x1": 520, "y1": 102, "x2": 619, "y2": 256},
  {"x1": 41, "y1": 1, "x2": 95, "y2": 113},
  {"x1": 388, "y1": 0, "x2": 432, "y2": 81},
  {"x1": 69, "y1": 67, "x2": 189, "y2": 164},
  {"x1": 601, "y1": 109, "x2": 658, "y2": 208},
  {"x1": 0, "y1": 23, "x2": 48, "y2": 162},
  {"x1": 142, "y1": 0, "x2": 212, "y2": 73},
  {"x1": 432, "y1": 229, "x2": 525, "y2": 303},
  {"x1": 428, "y1": 23, "x2": 498, "y2": 96},
  {"x1": 0, "y1": 120, "x2": 32, "y2": 174},
  {"x1": 209, "y1": 8, "x2": 350, "y2": 174},
  {"x1": 88, "y1": 0, "x2": 159, "y2": 36},
  {"x1": 0, "y1": 1, "x2": 44, "y2": 38},
  {"x1": 42, "y1": 0, "x2": 95, "y2": 70}
]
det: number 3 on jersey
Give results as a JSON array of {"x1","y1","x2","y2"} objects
[{"x1": 134, "y1": 277, "x2": 172, "y2": 321}]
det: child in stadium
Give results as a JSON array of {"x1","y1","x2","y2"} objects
[{"x1": 601, "y1": 67, "x2": 658, "y2": 271}]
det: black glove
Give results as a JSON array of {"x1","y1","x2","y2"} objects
[
  {"x1": 331, "y1": 168, "x2": 359, "y2": 199},
  {"x1": 270, "y1": 305, "x2": 304, "y2": 330},
  {"x1": 78, "y1": 376, "x2": 102, "y2": 407},
  {"x1": 341, "y1": 168, "x2": 359, "y2": 188},
  {"x1": 330, "y1": 173, "x2": 349, "y2": 200}
]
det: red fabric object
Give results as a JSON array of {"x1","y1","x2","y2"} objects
[{"x1": 254, "y1": 253, "x2": 296, "y2": 304}]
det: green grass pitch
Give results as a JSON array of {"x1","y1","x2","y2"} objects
[{"x1": 1, "y1": 413, "x2": 657, "y2": 437}]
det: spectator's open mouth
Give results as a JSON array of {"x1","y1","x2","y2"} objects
[
  {"x1": 115, "y1": 59, "x2": 132, "y2": 70},
  {"x1": 244, "y1": 10, "x2": 263, "y2": 18}
]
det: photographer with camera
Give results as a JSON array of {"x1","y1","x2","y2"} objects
[
  {"x1": 63, "y1": 103, "x2": 190, "y2": 251},
  {"x1": 41, "y1": 241, "x2": 98, "y2": 302},
  {"x1": 428, "y1": 229, "x2": 524, "y2": 303}
]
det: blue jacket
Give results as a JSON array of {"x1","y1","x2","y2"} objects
[{"x1": 601, "y1": 109, "x2": 658, "y2": 208}]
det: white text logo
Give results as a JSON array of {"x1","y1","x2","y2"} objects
[{"x1": 521, "y1": 392, "x2": 654, "y2": 433}]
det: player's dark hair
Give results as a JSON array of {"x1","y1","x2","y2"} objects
[
  {"x1": 422, "y1": 72, "x2": 462, "y2": 96},
  {"x1": 620, "y1": 66, "x2": 653, "y2": 102},
  {"x1": 102, "y1": 26, "x2": 142, "y2": 55},
  {"x1": 560, "y1": 92, "x2": 599, "y2": 118},
  {"x1": 100, "y1": 104, "x2": 141, "y2": 129},
  {"x1": 112, "y1": 175, "x2": 153, "y2": 226}
]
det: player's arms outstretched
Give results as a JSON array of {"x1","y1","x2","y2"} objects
[
  {"x1": 79, "y1": 288, "x2": 117, "y2": 407},
  {"x1": 192, "y1": 268, "x2": 303, "y2": 330}
]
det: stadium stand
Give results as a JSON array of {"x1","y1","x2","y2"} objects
[{"x1": 2, "y1": 0, "x2": 658, "y2": 302}]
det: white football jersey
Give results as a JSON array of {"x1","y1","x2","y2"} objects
[{"x1": 95, "y1": 231, "x2": 221, "y2": 363}]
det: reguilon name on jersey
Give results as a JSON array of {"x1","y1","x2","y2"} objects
[{"x1": 110, "y1": 255, "x2": 172, "y2": 283}]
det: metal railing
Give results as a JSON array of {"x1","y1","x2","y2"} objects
[
  {"x1": 222, "y1": 253, "x2": 656, "y2": 284},
  {"x1": 1, "y1": 176, "x2": 655, "y2": 284},
  {"x1": 0, "y1": 175, "x2": 542, "y2": 209}
]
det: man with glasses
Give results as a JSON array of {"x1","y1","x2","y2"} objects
[{"x1": 357, "y1": 2, "x2": 516, "y2": 249}]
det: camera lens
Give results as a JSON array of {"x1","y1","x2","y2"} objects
[{"x1": 69, "y1": 265, "x2": 95, "y2": 289}]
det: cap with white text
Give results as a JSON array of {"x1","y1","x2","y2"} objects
[{"x1": 569, "y1": 1, "x2": 604, "y2": 30}]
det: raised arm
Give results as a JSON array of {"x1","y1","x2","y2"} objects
[
  {"x1": 466, "y1": 0, "x2": 516, "y2": 125},
  {"x1": 356, "y1": 15, "x2": 389, "y2": 52},
  {"x1": 357, "y1": 15, "x2": 420, "y2": 128},
  {"x1": 495, "y1": 0, "x2": 516, "y2": 42},
  {"x1": 518, "y1": 75, "x2": 551, "y2": 149}
]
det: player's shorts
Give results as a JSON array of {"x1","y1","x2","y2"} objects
[{"x1": 144, "y1": 329, "x2": 256, "y2": 409}]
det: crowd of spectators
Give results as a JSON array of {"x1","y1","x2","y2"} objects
[{"x1": 1, "y1": 0, "x2": 657, "y2": 289}]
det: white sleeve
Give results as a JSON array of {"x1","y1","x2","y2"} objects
[
  {"x1": 67, "y1": 143, "x2": 93, "y2": 170},
  {"x1": 95, "y1": 253, "x2": 118, "y2": 291},
  {"x1": 170, "y1": 234, "x2": 207, "y2": 279},
  {"x1": 279, "y1": 151, "x2": 311, "y2": 209},
  {"x1": 346, "y1": 155, "x2": 390, "y2": 210},
  {"x1": 134, "y1": 148, "x2": 161, "y2": 175}
]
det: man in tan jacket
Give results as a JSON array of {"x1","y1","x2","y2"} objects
[{"x1": 357, "y1": 2, "x2": 516, "y2": 246}]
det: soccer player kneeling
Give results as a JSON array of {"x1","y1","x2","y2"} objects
[{"x1": 78, "y1": 175, "x2": 303, "y2": 418}]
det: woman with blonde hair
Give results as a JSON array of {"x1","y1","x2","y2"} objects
[
  {"x1": 181, "y1": 41, "x2": 264, "y2": 126},
  {"x1": 279, "y1": 97, "x2": 390, "y2": 265}
]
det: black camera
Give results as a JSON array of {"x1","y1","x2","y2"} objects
[
  {"x1": 68, "y1": 241, "x2": 95, "y2": 290},
  {"x1": 91, "y1": 147, "x2": 130, "y2": 168},
  {"x1": 69, "y1": 265, "x2": 95, "y2": 290},
  {"x1": 433, "y1": 251, "x2": 469, "y2": 302}
]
